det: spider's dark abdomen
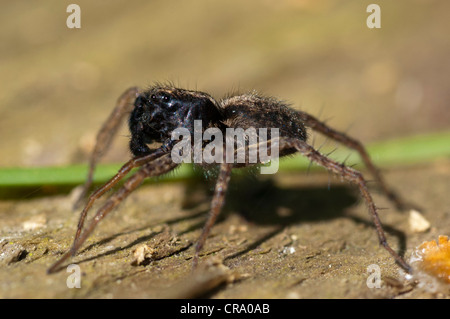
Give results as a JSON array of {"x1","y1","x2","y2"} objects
[{"x1": 220, "y1": 93, "x2": 307, "y2": 141}]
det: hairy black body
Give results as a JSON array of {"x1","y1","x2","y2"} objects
[{"x1": 48, "y1": 84, "x2": 411, "y2": 274}]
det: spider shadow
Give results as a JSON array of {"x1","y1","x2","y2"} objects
[
  {"x1": 68, "y1": 173, "x2": 407, "y2": 270},
  {"x1": 215, "y1": 175, "x2": 408, "y2": 261},
  {"x1": 226, "y1": 176, "x2": 356, "y2": 225}
]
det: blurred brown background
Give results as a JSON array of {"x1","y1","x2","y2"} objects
[
  {"x1": 1, "y1": 0, "x2": 449, "y2": 168},
  {"x1": 1, "y1": 1, "x2": 450, "y2": 299}
]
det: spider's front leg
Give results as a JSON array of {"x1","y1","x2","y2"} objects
[
  {"x1": 74, "y1": 87, "x2": 140, "y2": 209},
  {"x1": 73, "y1": 149, "x2": 168, "y2": 247},
  {"x1": 47, "y1": 153, "x2": 178, "y2": 274}
]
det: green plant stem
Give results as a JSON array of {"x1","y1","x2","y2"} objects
[{"x1": 0, "y1": 131, "x2": 449, "y2": 187}]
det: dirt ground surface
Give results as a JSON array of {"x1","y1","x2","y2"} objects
[
  {"x1": 0, "y1": 1, "x2": 449, "y2": 299},
  {"x1": 1, "y1": 160, "x2": 450, "y2": 299}
]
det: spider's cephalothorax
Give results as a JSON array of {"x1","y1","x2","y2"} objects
[
  {"x1": 48, "y1": 84, "x2": 412, "y2": 274},
  {"x1": 128, "y1": 86, "x2": 223, "y2": 156}
]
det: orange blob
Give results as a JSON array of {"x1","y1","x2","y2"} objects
[{"x1": 413, "y1": 235, "x2": 450, "y2": 284}]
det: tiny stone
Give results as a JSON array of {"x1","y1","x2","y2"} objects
[{"x1": 409, "y1": 209, "x2": 431, "y2": 233}]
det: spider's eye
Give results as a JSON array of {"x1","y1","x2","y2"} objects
[
  {"x1": 151, "y1": 92, "x2": 172, "y2": 104},
  {"x1": 161, "y1": 93, "x2": 171, "y2": 103},
  {"x1": 149, "y1": 91, "x2": 179, "y2": 111}
]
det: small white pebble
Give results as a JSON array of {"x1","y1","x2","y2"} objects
[
  {"x1": 286, "y1": 291, "x2": 301, "y2": 299},
  {"x1": 22, "y1": 215, "x2": 47, "y2": 231},
  {"x1": 282, "y1": 246, "x2": 296, "y2": 255},
  {"x1": 404, "y1": 273, "x2": 413, "y2": 281},
  {"x1": 409, "y1": 209, "x2": 431, "y2": 233}
]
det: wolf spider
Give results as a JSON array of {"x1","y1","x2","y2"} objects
[{"x1": 47, "y1": 84, "x2": 412, "y2": 274}]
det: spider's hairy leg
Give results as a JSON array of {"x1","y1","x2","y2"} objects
[
  {"x1": 191, "y1": 139, "x2": 279, "y2": 267},
  {"x1": 281, "y1": 137, "x2": 411, "y2": 273},
  {"x1": 74, "y1": 87, "x2": 140, "y2": 209},
  {"x1": 193, "y1": 162, "x2": 233, "y2": 268},
  {"x1": 300, "y1": 112, "x2": 408, "y2": 211},
  {"x1": 47, "y1": 154, "x2": 178, "y2": 274},
  {"x1": 74, "y1": 149, "x2": 167, "y2": 246}
]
